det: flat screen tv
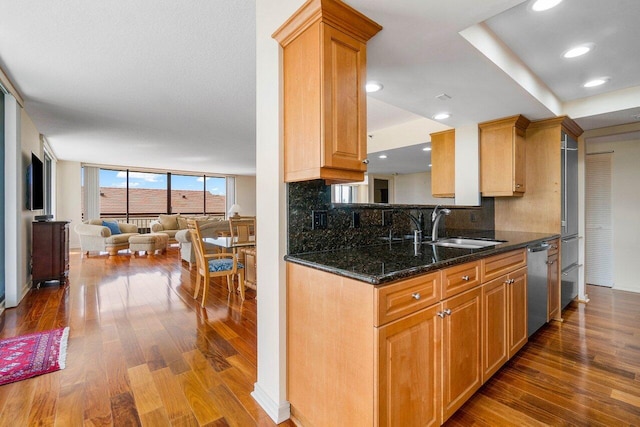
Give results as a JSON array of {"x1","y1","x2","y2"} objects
[{"x1": 28, "y1": 152, "x2": 44, "y2": 211}]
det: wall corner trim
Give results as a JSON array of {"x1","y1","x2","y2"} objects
[{"x1": 251, "y1": 382, "x2": 291, "y2": 423}]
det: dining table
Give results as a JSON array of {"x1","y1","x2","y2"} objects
[{"x1": 203, "y1": 235, "x2": 256, "y2": 250}]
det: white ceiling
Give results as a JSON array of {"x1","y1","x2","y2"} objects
[{"x1": 1, "y1": 0, "x2": 639, "y2": 176}]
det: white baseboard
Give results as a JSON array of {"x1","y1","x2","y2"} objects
[{"x1": 251, "y1": 382, "x2": 290, "y2": 424}]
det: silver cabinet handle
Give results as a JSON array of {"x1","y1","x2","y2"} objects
[
  {"x1": 437, "y1": 309, "x2": 452, "y2": 318},
  {"x1": 515, "y1": 184, "x2": 521, "y2": 188},
  {"x1": 461, "y1": 275, "x2": 470, "y2": 281},
  {"x1": 362, "y1": 159, "x2": 370, "y2": 164},
  {"x1": 412, "y1": 292, "x2": 421, "y2": 300}
]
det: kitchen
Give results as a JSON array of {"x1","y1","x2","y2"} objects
[{"x1": 254, "y1": 0, "x2": 640, "y2": 424}]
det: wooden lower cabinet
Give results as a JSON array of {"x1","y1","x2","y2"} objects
[
  {"x1": 508, "y1": 267, "x2": 528, "y2": 357},
  {"x1": 547, "y1": 252, "x2": 560, "y2": 321},
  {"x1": 377, "y1": 304, "x2": 441, "y2": 427},
  {"x1": 441, "y1": 287, "x2": 483, "y2": 421},
  {"x1": 288, "y1": 251, "x2": 528, "y2": 426},
  {"x1": 482, "y1": 265, "x2": 528, "y2": 382},
  {"x1": 482, "y1": 277, "x2": 508, "y2": 380}
]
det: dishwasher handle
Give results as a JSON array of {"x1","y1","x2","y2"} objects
[{"x1": 528, "y1": 242, "x2": 550, "y2": 253}]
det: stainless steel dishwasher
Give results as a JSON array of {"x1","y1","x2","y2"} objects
[{"x1": 527, "y1": 242, "x2": 550, "y2": 337}]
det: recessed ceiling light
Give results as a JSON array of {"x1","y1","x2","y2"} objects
[
  {"x1": 433, "y1": 113, "x2": 450, "y2": 120},
  {"x1": 423, "y1": 146, "x2": 431, "y2": 152},
  {"x1": 563, "y1": 44, "x2": 593, "y2": 59},
  {"x1": 531, "y1": 0, "x2": 562, "y2": 12},
  {"x1": 366, "y1": 82, "x2": 383, "y2": 93},
  {"x1": 583, "y1": 78, "x2": 608, "y2": 88},
  {"x1": 378, "y1": 154, "x2": 387, "y2": 159}
]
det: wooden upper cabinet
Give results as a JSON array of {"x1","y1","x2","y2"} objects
[
  {"x1": 479, "y1": 115, "x2": 530, "y2": 197},
  {"x1": 273, "y1": 0, "x2": 382, "y2": 183},
  {"x1": 430, "y1": 129, "x2": 455, "y2": 198}
]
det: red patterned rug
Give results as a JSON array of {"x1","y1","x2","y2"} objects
[{"x1": 0, "y1": 327, "x2": 69, "y2": 386}]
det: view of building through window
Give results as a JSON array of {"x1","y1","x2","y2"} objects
[{"x1": 82, "y1": 168, "x2": 228, "y2": 229}]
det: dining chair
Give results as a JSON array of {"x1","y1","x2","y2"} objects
[
  {"x1": 187, "y1": 219, "x2": 245, "y2": 305},
  {"x1": 229, "y1": 216, "x2": 256, "y2": 267}
]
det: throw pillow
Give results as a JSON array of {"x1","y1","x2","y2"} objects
[
  {"x1": 102, "y1": 220, "x2": 121, "y2": 235},
  {"x1": 158, "y1": 214, "x2": 179, "y2": 230},
  {"x1": 177, "y1": 216, "x2": 188, "y2": 230}
]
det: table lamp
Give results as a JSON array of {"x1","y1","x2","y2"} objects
[{"x1": 228, "y1": 204, "x2": 242, "y2": 218}]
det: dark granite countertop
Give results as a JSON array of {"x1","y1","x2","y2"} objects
[{"x1": 284, "y1": 230, "x2": 559, "y2": 285}]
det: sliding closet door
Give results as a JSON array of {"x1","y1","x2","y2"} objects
[{"x1": 585, "y1": 152, "x2": 613, "y2": 287}]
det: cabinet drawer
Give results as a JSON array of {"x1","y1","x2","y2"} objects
[
  {"x1": 481, "y1": 249, "x2": 527, "y2": 283},
  {"x1": 441, "y1": 261, "x2": 481, "y2": 299},
  {"x1": 375, "y1": 272, "x2": 441, "y2": 326},
  {"x1": 546, "y1": 238, "x2": 559, "y2": 256}
]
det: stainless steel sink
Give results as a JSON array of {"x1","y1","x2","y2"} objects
[{"x1": 432, "y1": 238, "x2": 505, "y2": 249}]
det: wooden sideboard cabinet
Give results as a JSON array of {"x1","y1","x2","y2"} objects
[{"x1": 32, "y1": 221, "x2": 70, "y2": 287}]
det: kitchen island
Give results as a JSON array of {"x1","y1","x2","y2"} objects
[{"x1": 285, "y1": 230, "x2": 558, "y2": 427}]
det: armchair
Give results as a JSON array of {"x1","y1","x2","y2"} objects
[
  {"x1": 74, "y1": 219, "x2": 139, "y2": 256},
  {"x1": 149, "y1": 214, "x2": 182, "y2": 242}
]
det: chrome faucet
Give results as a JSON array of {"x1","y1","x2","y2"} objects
[
  {"x1": 393, "y1": 210, "x2": 424, "y2": 246},
  {"x1": 431, "y1": 205, "x2": 451, "y2": 241}
]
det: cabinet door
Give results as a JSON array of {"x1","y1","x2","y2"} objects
[
  {"x1": 322, "y1": 24, "x2": 367, "y2": 173},
  {"x1": 480, "y1": 125, "x2": 513, "y2": 196},
  {"x1": 377, "y1": 304, "x2": 441, "y2": 427},
  {"x1": 479, "y1": 115, "x2": 529, "y2": 196},
  {"x1": 547, "y1": 253, "x2": 560, "y2": 321},
  {"x1": 508, "y1": 267, "x2": 528, "y2": 357},
  {"x1": 431, "y1": 129, "x2": 455, "y2": 198},
  {"x1": 441, "y1": 287, "x2": 482, "y2": 422},
  {"x1": 482, "y1": 277, "x2": 508, "y2": 381}
]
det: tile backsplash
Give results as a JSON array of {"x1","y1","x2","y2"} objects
[{"x1": 287, "y1": 180, "x2": 494, "y2": 254}]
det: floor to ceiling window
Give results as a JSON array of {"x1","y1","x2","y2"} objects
[{"x1": 85, "y1": 167, "x2": 228, "y2": 232}]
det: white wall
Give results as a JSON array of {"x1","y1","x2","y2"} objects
[
  {"x1": 368, "y1": 118, "x2": 449, "y2": 153},
  {"x1": 235, "y1": 175, "x2": 256, "y2": 216},
  {"x1": 56, "y1": 161, "x2": 83, "y2": 248},
  {"x1": 586, "y1": 136, "x2": 640, "y2": 293},
  {"x1": 394, "y1": 171, "x2": 455, "y2": 205}
]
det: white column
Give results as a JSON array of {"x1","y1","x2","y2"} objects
[
  {"x1": 455, "y1": 124, "x2": 481, "y2": 206},
  {"x1": 252, "y1": 0, "x2": 302, "y2": 422},
  {"x1": 4, "y1": 94, "x2": 21, "y2": 307}
]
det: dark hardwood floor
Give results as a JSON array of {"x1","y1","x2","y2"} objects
[
  {"x1": 1, "y1": 248, "x2": 639, "y2": 426},
  {"x1": 446, "y1": 284, "x2": 640, "y2": 426},
  {"x1": 0, "y1": 248, "x2": 294, "y2": 427}
]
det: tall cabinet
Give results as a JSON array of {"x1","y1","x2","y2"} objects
[
  {"x1": 32, "y1": 221, "x2": 70, "y2": 287},
  {"x1": 494, "y1": 116, "x2": 583, "y2": 319},
  {"x1": 273, "y1": 0, "x2": 382, "y2": 183}
]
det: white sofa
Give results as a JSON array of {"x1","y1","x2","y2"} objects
[
  {"x1": 74, "y1": 219, "x2": 139, "y2": 256},
  {"x1": 175, "y1": 219, "x2": 230, "y2": 268}
]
